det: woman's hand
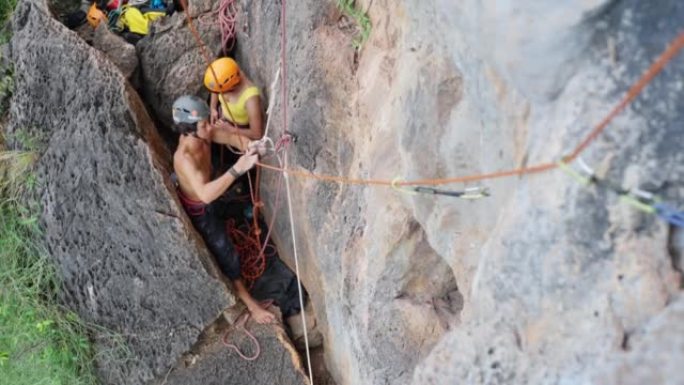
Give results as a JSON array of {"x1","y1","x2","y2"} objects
[
  {"x1": 214, "y1": 119, "x2": 237, "y2": 133},
  {"x1": 210, "y1": 108, "x2": 219, "y2": 124}
]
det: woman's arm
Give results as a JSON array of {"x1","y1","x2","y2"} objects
[
  {"x1": 209, "y1": 93, "x2": 219, "y2": 124},
  {"x1": 241, "y1": 96, "x2": 264, "y2": 140}
]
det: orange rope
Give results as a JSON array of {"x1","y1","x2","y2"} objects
[
  {"x1": 257, "y1": 161, "x2": 558, "y2": 186},
  {"x1": 256, "y1": 31, "x2": 684, "y2": 187},
  {"x1": 565, "y1": 31, "x2": 684, "y2": 162},
  {"x1": 180, "y1": 3, "x2": 683, "y2": 189},
  {"x1": 226, "y1": 219, "x2": 277, "y2": 285}
]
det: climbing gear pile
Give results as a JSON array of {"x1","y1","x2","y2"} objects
[
  {"x1": 83, "y1": 0, "x2": 173, "y2": 43},
  {"x1": 114, "y1": 5, "x2": 165, "y2": 35}
]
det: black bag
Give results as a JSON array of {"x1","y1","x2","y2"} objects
[{"x1": 64, "y1": 10, "x2": 87, "y2": 29}]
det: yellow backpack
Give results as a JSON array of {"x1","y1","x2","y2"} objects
[{"x1": 117, "y1": 6, "x2": 165, "y2": 35}]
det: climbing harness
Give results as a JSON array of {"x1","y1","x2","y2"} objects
[{"x1": 558, "y1": 158, "x2": 684, "y2": 227}]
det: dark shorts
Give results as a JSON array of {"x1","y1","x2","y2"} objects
[
  {"x1": 178, "y1": 189, "x2": 241, "y2": 281},
  {"x1": 178, "y1": 186, "x2": 306, "y2": 317}
]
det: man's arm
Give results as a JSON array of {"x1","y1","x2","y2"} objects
[{"x1": 178, "y1": 150, "x2": 258, "y2": 204}]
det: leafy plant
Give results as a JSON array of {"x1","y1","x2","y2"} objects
[
  {"x1": 337, "y1": 0, "x2": 371, "y2": 49},
  {"x1": 0, "y1": 0, "x2": 17, "y2": 44}
]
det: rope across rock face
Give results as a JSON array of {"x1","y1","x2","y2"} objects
[
  {"x1": 177, "y1": 0, "x2": 684, "y2": 380},
  {"x1": 256, "y1": 31, "x2": 684, "y2": 188}
]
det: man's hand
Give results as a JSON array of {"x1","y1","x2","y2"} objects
[
  {"x1": 247, "y1": 139, "x2": 269, "y2": 157},
  {"x1": 250, "y1": 306, "x2": 276, "y2": 325},
  {"x1": 233, "y1": 148, "x2": 259, "y2": 174}
]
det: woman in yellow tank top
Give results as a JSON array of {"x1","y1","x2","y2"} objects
[{"x1": 204, "y1": 57, "x2": 263, "y2": 151}]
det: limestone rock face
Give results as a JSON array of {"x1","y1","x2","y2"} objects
[
  {"x1": 137, "y1": 1, "x2": 223, "y2": 128},
  {"x1": 8, "y1": 1, "x2": 233, "y2": 384},
  {"x1": 155, "y1": 314, "x2": 309, "y2": 385},
  {"x1": 232, "y1": 0, "x2": 684, "y2": 384},
  {"x1": 92, "y1": 23, "x2": 138, "y2": 80},
  {"x1": 8, "y1": 0, "x2": 684, "y2": 384},
  {"x1": 592, "y1": 293, "x2": 684, "y2": 385}
]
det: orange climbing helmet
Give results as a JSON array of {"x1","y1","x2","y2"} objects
[
  {"x1": 204, "y1": 57, "x2": 241, "y2": 93},
  {"x1": 87, "y1": 3, "x2": 108, "y2": 28}
]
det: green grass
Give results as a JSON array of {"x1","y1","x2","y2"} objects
[
  {"x1": 0, "y1": 0, "x2": 17, "y2": 44},
  {"x1": 337, "y1": 0, "x2": 371, "y2": 49},
  {"x1": 0, "y1": 0, "x2": 16, "y2": 24},
  {"x1": 0, "y1": 132, "x2": 100, "y2": 385}
]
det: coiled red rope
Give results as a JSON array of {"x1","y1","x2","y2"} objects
[
  {"x1": 226, "y1": 136, "x2": 290, "y2": 287},
  {"x1": 218, "y1": 0, "x2": 238, "y2": 54}
]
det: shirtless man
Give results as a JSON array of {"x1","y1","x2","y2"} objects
[{"x1": 171, "y1": 95, "x2": 275, "y2": 324}]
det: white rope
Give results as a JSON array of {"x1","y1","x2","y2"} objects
[
  {"x1": 282, "y1": 151, "x2": 314, "y2": 385},
  {"x1": 263, "y1": 67, "x2": 281, "y2": 140}
]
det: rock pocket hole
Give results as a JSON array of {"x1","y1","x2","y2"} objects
[{"x1": 368, "y1": 220, "x2": 464, "y2": 383}]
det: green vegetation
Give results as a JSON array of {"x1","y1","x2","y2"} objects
[
  {"x1": 0, "y1": 0, "x2": 17, "y2": 44},
  {"x1": 337, "y1": 0, "x2": 371, "y2": 49},
  {"x1": 0, "y1": 0, "x2": 16, "y2": 25},
  {"x1": 0, "y1": 131, "x2": 99, "y2": 385}
]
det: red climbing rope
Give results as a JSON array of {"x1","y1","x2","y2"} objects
[
  {"x1": 218, "y1": 0, "x2": 238, "y2": 54},
  {"x1": 222, "y1": 300, "x2": 274, "y2": 361},
  {"x1": 226, "y1": 219, "x2": 276, "y2": 286},
  {"x1": 227, "y1": 137, "x2": 290, "y2": 286}
]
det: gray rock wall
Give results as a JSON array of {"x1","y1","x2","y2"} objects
[
  {"x1": 8, "y1": 1, "x2": 310, "y2": 384},
  {"x1": 8, "y1": 2, "x2": 234, "y2": 383},
  {"x1": 232, "y1": 0, "x2": 684, "y2": 384},
  {"x1": 137, "y1": 0, "x2": 223, "y2": 128}
]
